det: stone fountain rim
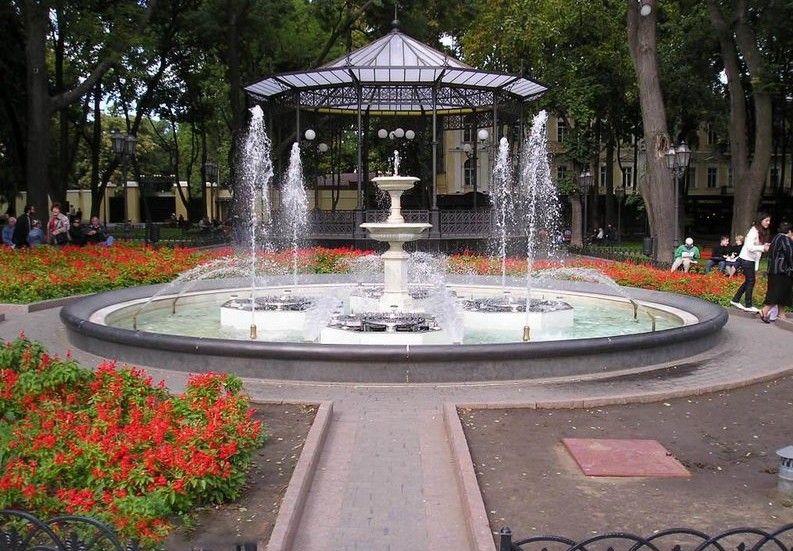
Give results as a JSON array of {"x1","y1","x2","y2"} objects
[{"x1": 60, "y1": 275, "x2": 727, "y2": 376}]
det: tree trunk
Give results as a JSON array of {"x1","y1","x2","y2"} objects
[
  {"x1": 627, "y1": 0, "x2": 675, "y2": 263},
  {"x1": 569, "y1": 194, "x2": 583, "y2": 247},
  {"x1": 708, "y1": 0, "x2": 773, "y2": 237},
  {"x1": 90, "y1": 81, "x2": 102, "y2": 218},
  {"x1": 23, "y1": 0, "x2": 52, "y2": 218}
]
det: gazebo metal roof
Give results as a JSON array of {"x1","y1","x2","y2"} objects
[{"x1": 244, "y1": 26, "x2": 547, "y2": 114}]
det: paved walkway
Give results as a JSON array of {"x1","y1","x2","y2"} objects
[{"x1": 2, "y1": 309, "x2": 792, "y2": 551}]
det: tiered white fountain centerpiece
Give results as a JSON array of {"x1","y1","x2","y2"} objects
[
  {"x1": 360, "y1": 152, "x2": 431, "y2": 311},
  {"x1": 320, "y1": 152, "x2": 453, "y2": 345}
]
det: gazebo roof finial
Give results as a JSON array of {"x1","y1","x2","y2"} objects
[{"x1": 392, "y1": 1, "x2": 399, "y2": 31}]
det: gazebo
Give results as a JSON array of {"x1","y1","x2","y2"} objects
[{"x1": 245, "y1": 20, "x2": 546, "y2": 238}]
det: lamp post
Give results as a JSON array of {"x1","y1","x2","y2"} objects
[
  {"x1": 615, "y1": 186, "x2": 625, "y2": 242},
  {"x1": 665, "y1": 141, "x2": 691, "y2": 247},
  {"x1": 304, "y1": 129, "x2": 329, "y2": 210},
  {"x1": 110, "y1": 130, "x2": 137, "y2": 224},
  {"x1": 463, "y1": 128, "x2": 490, "y2": 210},
  {"x1": 579, "y1": 170, "x2": 593, "y2": 243},
  {"x1": 204, "y1": 162, "x2": 219, "y2": 222}
]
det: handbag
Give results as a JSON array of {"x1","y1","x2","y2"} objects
[{"x1": 54, "y1": 232, "x2": 69, "y2": 245}]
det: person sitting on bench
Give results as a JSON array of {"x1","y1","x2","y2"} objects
[{"x1": 671, "y1": 237, "x2": 700, "y2": 272}]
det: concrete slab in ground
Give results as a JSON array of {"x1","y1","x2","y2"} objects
[{"x1": 562, "y1": 438, "x2": 690, "y2": 477}]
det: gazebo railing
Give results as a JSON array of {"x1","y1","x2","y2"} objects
[
  {"x1": 440, "y1": 209, "x2": 494, "y2": 236},
  {"x1": 363, "y1": 209, "x2": 430, "y2": 223},
  {"x1": 271, "y1": 209, "x2": 498, "y2": 239}
]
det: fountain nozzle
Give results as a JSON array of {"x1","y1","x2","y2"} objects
[
  {"x1": 630, "y1": 299, "x2": 639, "y2": 320},
  {"x1": 250, "y1": 324, "x2": 258, "y2": 339},
  {"x1": 522, "y1": 325, "x2": 531, "y2": 342}
]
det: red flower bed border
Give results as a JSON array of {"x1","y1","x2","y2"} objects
[{"x1": 0, "y1": 338, "x2": 264, "y2": 547}]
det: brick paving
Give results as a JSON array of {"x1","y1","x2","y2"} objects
[{"x1": 1, "y1": 308, "x2": 792, "y2": 551}]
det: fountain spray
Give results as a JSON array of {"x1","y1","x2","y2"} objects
[
  {"x1": 283, "y1": 142, "x2": 309, "y2": 286},
  {"x1": 516, "y1": 110, "x2": 560, "y2": 331},
  {"x1": 239, "y1": 106, "x2": 274, "y2": 338},
  {"x1": 491, "y1": 137, "x2": 515, "y2": 290}
]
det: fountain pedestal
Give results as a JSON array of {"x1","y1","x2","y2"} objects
[{"x1": 360, "y1": 176, "x2": 431, "y2": 311}]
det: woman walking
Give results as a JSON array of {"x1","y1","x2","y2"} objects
[
  {"x1": 760, "y1": 222, "x2": 793, "y2": 323},
  {"x1": 730, "y1": 212, "x2": 771, "y2": 313}
]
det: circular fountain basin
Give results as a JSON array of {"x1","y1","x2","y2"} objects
[{"x1": 60, "y1": 275, "x2": 728, "y2": 383}]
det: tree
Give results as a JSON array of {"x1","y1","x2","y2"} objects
[
  {"x1": 627, "y1": 0, "x2": 675, "y2": 262},
  {"x1": 19, "y1": 0, "x2": 158, "y2": 218},
  {"x1": 707, "y1": 0, "x2": 773, "y2": 236}
]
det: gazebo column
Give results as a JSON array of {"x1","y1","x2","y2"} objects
[
  {"x1": 354, "y1": 84, "x2": 366, "y2": 238},
  {"x1": 430, "y1": 85, "x2": 440, "y2": 238}
]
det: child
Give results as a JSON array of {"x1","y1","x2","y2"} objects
[{"x1": 724, "y1": 234, "x2": 743, "y2": 278}]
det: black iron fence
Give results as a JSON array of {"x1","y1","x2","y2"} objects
[
  {"x1": 305, "y1": 209, "x2": 495, "y2": 238},
  {"x1": 0, "y1": 510, "x2": 258, "y2": 551},
  {"x1": 499, "y1": 525, "x2": 793, "y2": 551}
]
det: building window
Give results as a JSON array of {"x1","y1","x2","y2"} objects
[
  {"x1": 556, "y1": 165, "x2": 568, "y2": 183},
  {"x1": 622, "y1": 166, "x2": 634, "y2": 188},
  {"x1": 707, "y1": 167, "x2": 718, "y2": 188},
  {"x1": 464, "y1": 158, "x2": 475, "y2": 188},
  {"x1": 600, "y1": 164, "x2": 608, "y2": 188},
  {"x1": 557, "y1": 117, "x2": 567, "y2": 143},
  {"x1": 463, "y1": 123, "x2": 475, "y2": 144},
  {"x1": 707, "y1": 124, "x2": 717, "y2": 145},
  {"x1": 687, "y1": 167, "x2": 696, "y2": 189}
]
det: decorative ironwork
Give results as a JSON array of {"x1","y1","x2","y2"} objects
[
  {"x1": 499, "y1": 525, "x2": 793, "y2": 551},
  {"x1": 308, "y1": 210, "x2": 356, "y2": 237},
  {"x1": 440, "y1": 209, "x2": 494, "y2": 236},
  {"x1": 0, "y1": 510, "x2": 133, "y2": 551},
  {"x1": 363, "y1": 209, "x2": 429, "y2": 223}
]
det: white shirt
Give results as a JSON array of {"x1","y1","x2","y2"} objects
[{"x1": 738, "y1": 226, "x2": 766, "y2": 269}]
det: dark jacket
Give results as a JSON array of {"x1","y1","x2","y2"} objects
[
  {"x1": 12, "y1": 213, "x2": 32, "y2": 247},
  {"x1": 767, "y1": 233, "x2": 793, "y2": 276}
]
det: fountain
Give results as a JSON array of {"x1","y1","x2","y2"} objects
[{"x1": 60, "y1": 109, "x2": 728, "y2": 383}]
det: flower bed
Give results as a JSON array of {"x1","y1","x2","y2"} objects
[
  {"x1": 0, "y1": 338, "x2": 264, "y2": 547},
  {"x1": 0, "y1": 243, "x2": 207, "y2": 304},
  {"x1": 0, "y1": 243, "x2": 762, "y2": 307}
]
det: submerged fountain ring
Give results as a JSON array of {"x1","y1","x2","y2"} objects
[
  {"x1": 461, "y1": 297, "x2": 573, "y2": 314},
  {"x1": 329, "y1": 311, "x2": 440, "y2": 334},
  {"x1": 223, "y1": 292, "x2": 316, "y2": 312}
]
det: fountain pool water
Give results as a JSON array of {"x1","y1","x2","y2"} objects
[{"x1": 59, "y1": 109, "x2": 728, "y2": 383}]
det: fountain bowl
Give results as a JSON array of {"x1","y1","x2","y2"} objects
[
  {"x1": 360, "y1": 222, "x2": 432, "y2": 243},
  {"x1": 60, "y1": 274, "x2": 728, "y2": 383},
  {"x1": 370, "y1": 175, "x2": 421, "y2": 192}
]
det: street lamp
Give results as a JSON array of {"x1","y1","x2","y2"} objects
[
  {"x1": 463, "y1": 129, "x2": 490, "y2": 210},
  {"x1": 110, "y1": 130, "x2": 137, "y2": 224},
  {"x1": 579, "y1": 170, "x2": 593, "y2": 243},
  {"x1": 303, "y1": 129, "x2": 329, "y2": 210},
  {"x1": 204, "y1": 162, "x2": 219, "y2": 221},
  {"x1": 665, "y1": 140, "x2": 691, "y2": 247},
  {"x1": 615, "y1": 186, "x2": 626, "y2": 242}
]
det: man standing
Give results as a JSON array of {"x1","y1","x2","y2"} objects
[{"x1": 12, "y1": 205, "x2": 35, "y2": 249}]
